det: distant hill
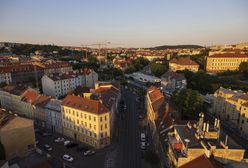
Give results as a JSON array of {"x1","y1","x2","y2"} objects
[{"x1": 151, "y1": 45, "x2": 205, "y2": 50}]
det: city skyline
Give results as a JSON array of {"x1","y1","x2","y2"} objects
[{"x1": 1, "y1": 0, "x2": 248, "y2": 47}]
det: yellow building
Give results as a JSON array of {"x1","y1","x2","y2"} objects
[
  {"x1": 206, "y1": 53, "x2": 248, "y2": 72},
  {"x1": 213, "y1": 87, "x2": 248, "y2": 138},
  {"x1": 61, "y1": 95, "x2": 110, "y2": 149},
  {"x1": 0, "y1": 109, "x2": 36, "y2": 159},
  {"x1": 169, "y1": 57, "x2": 199, "y2": 72}
]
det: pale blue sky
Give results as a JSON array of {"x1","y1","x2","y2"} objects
[{"x1": 0, "y1": 0, "x2": 247, "y2": 47}]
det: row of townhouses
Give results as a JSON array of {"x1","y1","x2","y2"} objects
[
  {"x1": 0, "y1": 81, "x2": 121, "y2": 149},
  {"x1": 0, "y1": 60, "x2": 72, "y2": 84},
  {"x1": 41, "y1": 68, "x2": 98, "y2": 98},
  {"x1": 212, "y1": 87, "x2": 248, "y2": 139}
]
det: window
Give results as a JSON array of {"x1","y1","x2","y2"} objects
[
  {"x1": 100, "y1": 117, "x2": 102, "y2": 122},
  {"x1": 76, "y1": 112, "x2": 79, "y2": 117},
  {"x1": 89, "y1": 115, "x2": 91, "y2": 120},
  {"x1": 105, "y1": 115, "x2": 107, "y2": 121},
  {"x1": 89, "y1": 124, "x2": 92, "y2": 129},
  {"x1": 105, "y1": 124, "x2": 107, "y2": 129},
  {"x1": 85, "y1": 114, "x2": 87, "y2": 119},
  {"x1": 94, "y1": 117, "x2": 96, "y2": 122},
  {"x1": 94, "y1": 125, "x2": 96, "y2": 130},
  {"x1": 101, "y1": 125, "x2": 103, "y2": 131},
  {"x1": 77, "y1": 119, "x2": 79, "y2": 124}
]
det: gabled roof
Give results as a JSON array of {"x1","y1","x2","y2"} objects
[
  {"x1": 179, "y1": 155, "x2": 224, "y2": 168},
  {"x1": 170, "y1": 57, "x2": 199, "y2": 66},
  {"x1": 61, "y1": 95, "x2": 109, "y2": 115}
]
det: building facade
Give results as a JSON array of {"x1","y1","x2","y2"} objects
[
  {"x1": 0, "y1": 109, "x2": 36, "y2": 160},
  {"x1": 41, "y1": 69, "x2": 98, "y2": 98},
  {"x1": 61, "y1": 95, "x2": 111, "y2": 149},
  {"x1": 169, "y1": 57, "x2": 199, "y2": 72},
  {"x1": 212, "y1": 87, "x2": 248, "y2": 139},
  {"x1": 206, "y1": 53, "x2": 248, "y2": 72},
  {"x1": 161, "y1": 71, "x2": 187, "y2": 94}
]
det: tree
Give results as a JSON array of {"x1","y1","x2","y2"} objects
[
  {"x1": 150, "y1": 59, "x2": 169, "y2": 77},
  {"x1": 0, "y1": 141, "x2": 5, "y2": 160},
  {"x1": 172, "y1": 89, "x2": 203, "y2": 119},
  {"x1": 144, "y1": 150, "x2": 160, "y2": 165},
  {"x1": 239, "y1": 62, "x2": 248, "y2": 78}
]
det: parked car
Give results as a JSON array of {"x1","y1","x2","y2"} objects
[
  {"x1": 140, "y1": 133, "x2": 146, "y2": 142},
  {"x1": 66, "y1": 142, "x2": 78, "y2": 148},
  {"x1": 64, "y1": 140, "x2": 71, "y2": 146},
  {"x1": 76, "y1": 146, "x2": 89, "y2": 152},
  {"x1": 138, "y1": 115, "x2": 143, "y2": 119},
  {"x1": 140, "y1": 142, "x2": 146, "y2": 150},
  {"x1": 62, "y1": 154, "x2": 74, "y2": 162},
  {"x1": 55, "y1": 137, "x2": 65, "y2": 143},
  {"x1": 83, "y1": 150, "x2": 95, "y2": 156},
  {"x1": 44, "y1": 144, "x2": 52, "y2": 151}
]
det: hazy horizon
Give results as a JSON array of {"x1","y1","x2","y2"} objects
[{"x1": 1, "y1": 0, "x2": 248, "y2": 48}]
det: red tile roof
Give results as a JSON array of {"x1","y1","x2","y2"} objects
[
  {"x1": 208, "y1": 53, "x2": 248, "y2": 58},
  {"x1": 21, "y1": 90, "x2": 40, "y2": 103},
  {"x1": 170, "y1": 57, "x2": 199, "y2": 66},
  {"x1": 179, "y1": 155, "x2": 223, "y2": 168},
  {"x1": 62, "y1": 95, "x2": 109, "y2": 115},
  {"x1": 239, "y1": 93, "x2": 248, "y2": 101}
]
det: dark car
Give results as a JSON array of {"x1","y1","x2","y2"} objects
[
  {"x1": 76, "y1": 146, "x2": 89, "y2": 152},
  {"x1": 66, "y1": 142, "x2": 78, "y2": 148}
]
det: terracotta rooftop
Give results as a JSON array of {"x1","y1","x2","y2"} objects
[
  {"x1": 208, "y1": 53, "x2": 248, "y2": 58},
  {"x1": 179, "y1": 155, "x2": 223, "y2": 168},
  {"x1": 21, "y1": 90, "x2": 40, "y2": 103},
  {"x1": 170, "y1": 57, "x2": 199, "y2": 66},
  {"x1": 1, "y1": 84, "x2": 29, "y2": 96},
  {"x1": 62, "y1": 95, "x2": 109, "y2": 115}
]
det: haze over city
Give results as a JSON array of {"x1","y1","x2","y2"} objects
[{"x1": 0, "y1": 0, "x2": 248, "y2": 47}]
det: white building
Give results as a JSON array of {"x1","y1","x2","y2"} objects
[
  {"x1": 44, "y1": 99, "x2": 62, "y2": 134},
  {"x1": 128, "y1": 72, "x2": 161, "y2": 84},
  {"x1": 41, "y1": 69, "x2": 98, "y2": 98},
  {"x1": 0, "y1": 71, "x2": 12, "y2": 84}
]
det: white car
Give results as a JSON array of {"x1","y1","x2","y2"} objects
[
  {"x1": 83, "y1": 150, "x2": 95, "y2": 156},
  {"x1": 64, "y1": 140, "x2": 70, "y2": 146},
  {"x1": 44, "y1": 144, "x2": 52, "y2": 151},
  {"x1": 62, "y1": 154, "x2": 74, "y2": 162},
  {"x1": 140, "y1": 133, "x2": 146, "y2": 142},
  {"x1": 140, "y1": 142, "x2": 146, "y2": 150},
  {"x1": 55, "y1": 137, "x2": 65, "y2": 143}
]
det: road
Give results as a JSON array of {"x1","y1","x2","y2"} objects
[{"x1": 113, "y1": 88, "x2": 143, "y2": 168}]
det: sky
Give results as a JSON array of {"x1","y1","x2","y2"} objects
[{"x1": 0, "y1": 0, "x2": 248, "y2": 48}]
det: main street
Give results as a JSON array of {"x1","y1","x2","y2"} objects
[{"x1": 113, "y1": 87, "x2": 143, "y2": 168}]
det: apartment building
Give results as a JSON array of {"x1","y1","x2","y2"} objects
[
  {"x1": 212, "y1": 87, "x2": 248, "y2": 138},
  {"x1": 206, "y1": 53, "x2": 248, "y2": 72},
  {"x1": 161, "y1": 71, "x2": 187, "y2": 94},
  {"x1": 41, "y1": 69, "x2": 98, "y2": 98},
  {"x1": 0, "y1": 109, "x2": 36, "y2": 159},
  {"x1": 44, "y1": 99, "x2": 62, "y2": 134},
  {"x1": 61, "y1": 95, "x2": 111, "y2": 149},
  {"x1": 169, "y1": 57, "x2": 199, "y2": 72},
  {"x1": 0, "y1": 60, "x2": 72, "y2": 84},
  {"x1": 167, "y1": 113, "x2": 245, "y2": 168}
]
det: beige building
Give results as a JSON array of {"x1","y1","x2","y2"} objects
[
  {"x1": 0, "y1": 109, "x2": 36, "y2": 159},
  {"x1": 167, "y1": 113, "x2": 245, "y2": 168},
  {"x1": 206, "y1": 53, "x2": 248, "y2": 72},
  {"x1": 212, "y1": 87, "x2": 248, "y2": 138},
  {"x1": 169, "y1": 57, "x2": 199, "y2": 72},
  {"x1": 61, "y1": 95, "x2": 111, "y2": 149}
]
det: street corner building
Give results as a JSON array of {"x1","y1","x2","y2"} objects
[{"x1": 0, "y1": 108, "x2": 36, "y2": 160}]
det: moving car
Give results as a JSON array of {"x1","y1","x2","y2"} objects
[
  {"x1": 44, "y1": 144, "x2": 52, "y2": 151},
  {"x1": 62, "y1": 154, "x2": 74, "y2": 162},
  {"x1": 83, "y1": 150, "x2": 95, "y2": 156}
]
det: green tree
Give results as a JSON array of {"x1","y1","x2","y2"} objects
[
  {"x1": 0, "y1": 141, "x2": 5, "y2": 160},
  {"x1": 239, "y1": 62, "x2": 248, "y2": 78},
  {"x1": 172, "y1": 89, "x2": 203, "y2": 119},
  {"x1": 150, "y1": 59, "x2": 169, "y2": 77}
]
